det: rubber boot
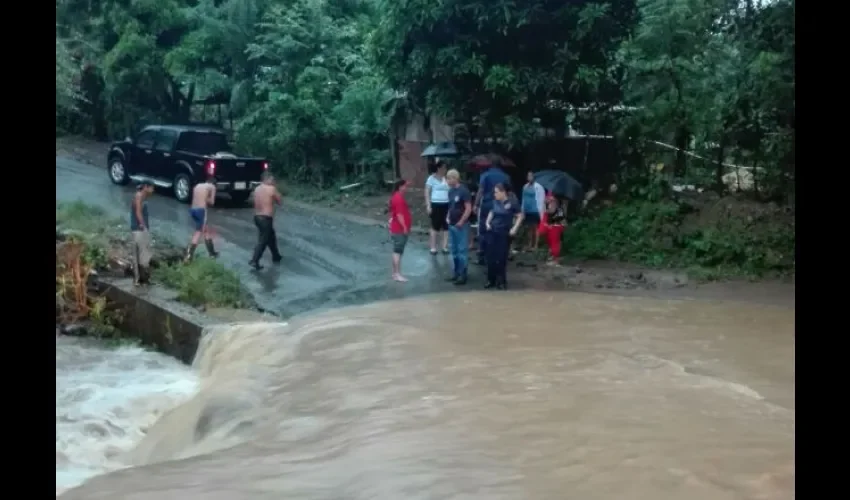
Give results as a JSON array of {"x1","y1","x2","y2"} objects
[
  {"x1": 135, "y1": 266, "x2": 151, "y2": 285},
  {"x1": 184, "y1": 244, "x2": 197, "y2": 263},
  {"x1": 204, "y1": 238, "x2": 219, "y2": 258}
]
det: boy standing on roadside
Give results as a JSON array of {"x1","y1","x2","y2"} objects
[
  {"x1": 446, "y1": 169, "x2": 472, "y2": 285},
  {"x1": 131, "y1": 180, "x2": 155, "y2": 285}
]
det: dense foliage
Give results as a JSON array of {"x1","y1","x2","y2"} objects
[
  {"x1": 57, "y1": 0, "x2": 394, "y2": 186},
  {"x1": 57, "y1": 0, "x2": 794, "y2": 275},
  {"x1": 563, "y1": 193, "x2": 795, "y2": 277},
  {"x1": 372, "y1": 0, "x2": 637, "y2": 144}
]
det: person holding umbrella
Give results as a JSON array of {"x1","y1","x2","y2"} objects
[
  {"x1": 539, "y1": 192, "x2": 567, "y2": 265},
  {"x1": 533, "y1": 169, "x2": 582, "y2": 265},
  {"x1": 484, "y1": 183, "x2": 524, "y2": 289}
]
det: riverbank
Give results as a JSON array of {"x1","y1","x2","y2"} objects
[
  {"x1": 56, "y1": 136, "x2": 794, "y2": 308},
  {"x1": 56, "y1": 200, "x2": 262, "y2": 345},
  {"x1": 279, "y1": 182, "x2": 794, "y2": 306}
]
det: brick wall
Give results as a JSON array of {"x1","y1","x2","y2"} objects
[{"x1": 395, "y1": 112, "x2": 455, "y2": 187}]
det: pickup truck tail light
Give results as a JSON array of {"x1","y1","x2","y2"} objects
[
  {"x1": 206, "y1": 160, "x2": 216, "y2": 176},
  {"x1": 262, "y1": 161, "x2": 269, "y2": 171}
]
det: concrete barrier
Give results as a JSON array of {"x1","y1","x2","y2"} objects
[{"x1": 96, "y1": 277, "x2": 275, "y2": 364}]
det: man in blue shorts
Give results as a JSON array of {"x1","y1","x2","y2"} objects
[{"x1": 184, "y1": 176, "x2": 220, "y2": 263}]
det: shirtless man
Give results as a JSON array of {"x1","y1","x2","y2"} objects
[
  {"x1": 184, "y1": 175, "x2": 219, "y2": 263},
  {"x1": 249, "y1": 171, "x2": 283, "y2": 270}
]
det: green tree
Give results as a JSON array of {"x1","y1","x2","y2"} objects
[
  {"x1": 56, "y1": 33, "x2": 82, "y2": 117},
  {"x1": 372, "y1": 0, "x2": 637, "y2": 146},
  {"x1": 56, "y1": 0, "x2": 199, "y2": 137},
  {"x1": 236, "y1": 0, "x2": 391, "y2": 186},
  {"x1": 619, "y1": 0, "x2": 794, "y2": 198},
  {"x1": 167, "y1": 0, "x2": 272, "y2": 116}
]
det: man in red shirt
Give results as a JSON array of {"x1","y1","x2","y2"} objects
[{"x1": 388, "y1": 179, "x2": 412, "y2": 282}]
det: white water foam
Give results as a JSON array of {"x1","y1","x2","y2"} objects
[{"x1": 56, "y1": 337, "x2": 199, "y2": 496}]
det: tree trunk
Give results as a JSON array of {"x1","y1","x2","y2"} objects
[
  {"x1": 390, "y1": 133, "x2": 400, "y2": 178},
  {"x1": 80, "y1": 67, "x2": 108, "y2": 140}
]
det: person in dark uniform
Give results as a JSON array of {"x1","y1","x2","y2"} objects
[
  {"x1": 483, "y1": 183, "x2": 524, "y2": 289},
  {"x1": 130, "y1": 180, "x2": 155, "y2": 285},
  {"x1": 474, "y1": 160, "x2": 510, "y2": 265}
]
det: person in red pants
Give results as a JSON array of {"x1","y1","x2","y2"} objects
[{"x1": 538, "y1": 193, "x2": 566, "y2": 265}]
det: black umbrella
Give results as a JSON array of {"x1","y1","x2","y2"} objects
[
  {"x1": 421, "y1": 142, "x2": 459, "y2": 158},
  {"x1": 534, "y1": 170, "x2": 584, "y2": 201}
]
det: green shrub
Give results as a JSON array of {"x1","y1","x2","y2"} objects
[
  {"x1": 564, "y1": 197, "x2": 795, "y2": 279},
  {"x1": 57, "y1": 201, "x2": 124, "y2": 268},
  {"x1": 153, "y1": 258, "x2": 251, "y2": 308},
  {"x1": 58, "y1": 201, "x2": 252, "y2": 308}
]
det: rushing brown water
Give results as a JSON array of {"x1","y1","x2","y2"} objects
[{"x1": 58, "y1": 291, "x2": 795, "y2": 500}]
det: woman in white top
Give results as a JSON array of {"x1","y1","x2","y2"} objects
[{"x1": 425, "y1": 161, "x2": 450, "y2": 254}]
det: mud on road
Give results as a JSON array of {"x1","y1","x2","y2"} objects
[{"x1": 55, "y1": 138, "x2": 794, "y2": 312}]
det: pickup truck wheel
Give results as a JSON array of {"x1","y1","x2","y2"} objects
[
  {"x1": 174, "y1": 174, "x2": 193, "y2": 204},
  {"x1": 230, "y1": 192, "x2": 250, "y2": 205},
  {"x1": 108, "y1": 157, "x2": 129, "y2": 185}
]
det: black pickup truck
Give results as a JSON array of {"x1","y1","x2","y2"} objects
[{"x1": 106, "y1": 124, "x2": 269, "y2": 204}]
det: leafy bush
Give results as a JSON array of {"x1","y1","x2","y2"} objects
[
  {"x1": 565, "y1": 196, "x2": 795, "y2": 278},
  {"x1": 153, "y1": 259, "x2": 251, "y2": 308},
  {"x1": 58, "y1": 201, "x2": 253, "y2": 308},
  {"x1": 57, "y1": 201, "x2": 125, "y2": 269},
  {"x1": 56, "y1": 201, "x2": 110, "y2": 232},
  {"x1": 566, "y1": 200, "x2": 682, "y2": 267}
]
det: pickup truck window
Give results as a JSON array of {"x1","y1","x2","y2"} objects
[
  {"x1": 135, "y1": 130, "x2": 157, "y2": 149},
  {"x1": 175, "y1": 131, "x2": 231, "y2": 155},
  {"x1": 154, "y1": 129, "x2": 179, "y2": 152}
]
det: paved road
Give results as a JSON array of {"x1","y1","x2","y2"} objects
[{"x1": 56, "y1": 157, "x2": 479, "y2": 317}]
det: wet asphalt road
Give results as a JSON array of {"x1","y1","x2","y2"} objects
[{"x1": 56, "y1": 157, "x2": 475, "y2": 317}]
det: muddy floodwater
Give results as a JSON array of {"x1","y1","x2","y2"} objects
[{"x1": 57, "y1": 291, "x2": 795, "y2": 500}]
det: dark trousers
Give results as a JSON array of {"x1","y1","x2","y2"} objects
[
  {"x1": 486, "y1": 231, "x2": 510, "y2": 285},
  {"x1": 251, "y1": 215, "x2": 281, "y2": 263},
  {"x1": 477, "y1": 207, "x2": 491, "y2": 261}
]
